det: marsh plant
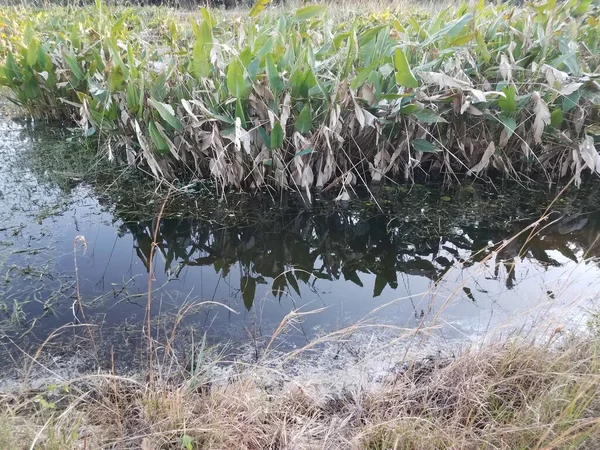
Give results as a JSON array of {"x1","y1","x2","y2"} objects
[{"x1": 0, "y1": 0, "x2": 599, "y2": 196}]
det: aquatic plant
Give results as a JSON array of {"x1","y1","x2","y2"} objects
[{"x1": 1, "y1": 1, "x2": 600, "y2": 194}]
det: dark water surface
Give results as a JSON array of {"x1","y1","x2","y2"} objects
[{"x1": 1, "y1": 118, "x2": 600, "y2": 360}]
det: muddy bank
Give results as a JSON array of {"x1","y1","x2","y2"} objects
[{"x1": 1, "y1": 315, "x2": 599, "y2": 449}]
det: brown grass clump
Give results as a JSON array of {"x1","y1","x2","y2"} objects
[{"x1": 1, "y1": 327, "x2": 599, "y2": 450}]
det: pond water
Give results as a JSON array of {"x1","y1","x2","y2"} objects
[{"x1": 1, "y1": 118, "x2": 600, "y2": 362}]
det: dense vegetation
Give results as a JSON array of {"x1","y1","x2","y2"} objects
[{"x1": 1, "y1": 1, "x2": 599, "y2": 195}]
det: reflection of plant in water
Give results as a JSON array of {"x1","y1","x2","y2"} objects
[{"x1": 121, "y1": 199, "x2": 600, "y2": 310}]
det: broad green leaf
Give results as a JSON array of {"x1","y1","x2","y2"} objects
[
  {"x1": 109, "y1": 66, "x2": 126, "y2": 92},
  {"x1": 181, "y1": 435, "x2": 194, "y2": 450},
  {"x1": 250, "y1": 0, "x2": 271, "y2": 18},
  {"x1": 450, "y1": 33, "x2": 474, "y2": 47},
  {"x1": 107, "y1": 38, "x2": 129, "y2": 80},
  {"x1": 498, "y1": 115, "x2": 516, "y2": 138},
  {"x1": 258, "y1": 127, "x2": 271, "y2": 148},
  {"x1": 475, "y1": 31, "x2": 491, "y2": 64},
  {"x1": 498, "y1": 85, "x2": 517, "y2": 116},
  {"x1": 247, "y1": 58, "x2": 261, "y2": 81},
  {"x1": 150, "y1": 98, "x2": 183, "y2": 132},
  {"x1": 198, "y1": 19, "x2": 214, "y2": 50},
  {"x1": 235, "y1": 98, "x2": 247, "y2": 125},
  {"x1": 550, "y1": 108, "x2": 564, "y2": 128},
  {"x1": 227, "y1": 59, "x2": 248, "y2": 99},
  {"x1": 200, "y1": 7, "x2": 216, "y2": 28},
  {"x1": 573, "y1": 0, "x2": 593, "y2": 16},
  {"x1": 265, "y1": 54, "x2": 284, "y2": 96},
  {"x1": 192, "y1": 21, "x2": 213, "y2": 79},
  {"x1": 193, "y1": 39, "x2": 211, "y2": 79},
  {"x1": 63, "y1": 51, "x2": 84, "y2": 81},
  {"x1": 412, "y1": 139, "x2": 438, "y2": 153},
  {"x1": 394, "y1": 48, "x2": 418, "y2": 89},
  {"x1": 3, "y1": 52, "x2": 22, "y2": 82},
  {"x1": 23, "y1": 78, "x2": 40, "y2": 100},
  {"x1": 256, "y1": 39, "x2": 274, "y2": 59},
  {"x1": 295, "y1": 104, "x2": 312, "y2": 134},
  {"x1": 400, "y1": 104, "x2": 419, "y2": 115},
  {"x1": 23, "y1": 23, "x2": 35, "y2": 45},
  {"x1": 26, "y1": 39, "x2": 39, "y2": 67},
  {"x1": 446, "y1": 13, "x2": 473, "y2": 39},
  {"x1": 413, "y1": 109, "x2": 447, "y2": 124},
  {"x1": 271, "y1": 122, "x2": 284, "y2": 149},
  {"x1": 295, "y1": 5, "x2": 327, "y2": 21},
  {"x1": 148, "y1": 121, "x2": 169, "y2": 155},
  {"x1": 126, "y1": 82, "x2": 139, "y2": 112},
  {"x1": 151, "y1": 72, "x2": 168, "y2": 101},
  {"x1": 563, "y1": 89, "x2": 581, "y2": 112}
]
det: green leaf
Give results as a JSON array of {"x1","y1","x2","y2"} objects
[
  {"x1": 563, "y1": 90, "x2": 580, "y2": 112},
  {"x1": 265, "y1": 54, "x2": 284, "y2": 96},
  {"x1": 498, "y1": 85, "x2": 517, "y2": 116},
  {"x1": 573, "y1": 0, "x2": 593, "y2": 16},
  {"x1": 200, "y1": 7, "x2": 216, "y2": 28},
  {"x1": 193, "y1": 40, "x2": 210, "y2": 79},
  {"x1": 235, "y1": 98, "x2": 247, "y2": 125},
  {"x1": 63, "y1": 51, "x2": 84, "y2": 81},
  {"x1": 3, "y1": 51, "x2": 22, "y2": 82},
  {"x1": 440, "y1": 195, "x2": 452, "y2": 202},
  {"x1": 23, "y1": 23, "x2": 35, "y2": 45},
  {"x1": 226, "y1": 59, "x2": 248, "y2": 99},
  {"x1": 258, "y1": 127, "x2": 271, "y2": 149},
  {"x1": 295, "y1": 5, "x2": 327, "y2": 21},
  {"x1": 107, "y1": 38, "x2": 129, "y2": 80},
  {"x1": 475, "y1": 31, "x2": 490, "y2": 64},
  {"x1": 400, "y1": 104, "x2": 419, "y2": 115},
  {"x1": 149, "y1": 98, "x2": 183, "y2": 132},
  {"x1": 295, "y1": 148, "x2": 313, "y2": 157},
  {"x1": 151, "y1": 72, "x2": 168, "y2": 101},
  {"x1": 394, "y1": 48, "x2": 418, "y2": 89},
  {"x1": 250, "y1": 0, "x2": 271, "y2": 17},
  {"x1": 498, "y1": 115, "x2": 516, "y2": 138},
  {"x1": 181, "y1": 434, "x2": 194, "y2": 450},
  {"x1": 446, "y1": 13, "x2": 473, "y2": 39},
  {"x1": 26, "y1": 39, "x2": 39, "y2": 67},
  {"x1": 126, "y1": 82, "x2": 139, "y2": 113},
  {"x1": 413, "y1": 109, "x2": 447, "y2": 124},
  {"x1": 271, "y1": 122, "x2": 284, "y2": 149},
  {"x1": 109, "y1": 66, "x2": 126, "y2": 92},
  {"x1": 148, "y1": 121, "x2": 170, "y2": 155},
  {"x1": 550, "y1": 108, "x2": 564, "y2": 128},
  {"x1": 412, "y1": 139, "x2": 438, "y2": 153},
  {"x1": 295, "y1": 104, "x2": 312, "y2": 134}
]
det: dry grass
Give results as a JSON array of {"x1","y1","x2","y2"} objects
[{"x1": 0, "y1": 322, "x2": 599, "y2": 450}]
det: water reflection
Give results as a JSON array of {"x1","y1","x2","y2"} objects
[
  {"x1": 123, "y1": 205, "x2": 600, "y2": 311},
  {"x1": 1, "y1": 117, "x2": 600, "y2": 352}
]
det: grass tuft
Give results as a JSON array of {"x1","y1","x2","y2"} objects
[{"x1": 1, "y1": 325, "x2": 599, "y2": 449}]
